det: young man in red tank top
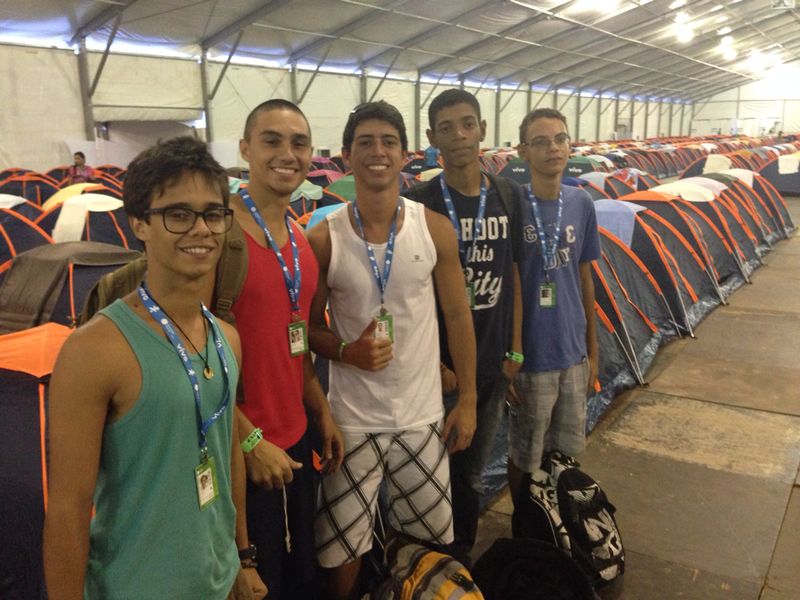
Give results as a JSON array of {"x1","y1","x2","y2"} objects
[{"x1": 231, "y1": 100, "x2": 344, "y2": 600}]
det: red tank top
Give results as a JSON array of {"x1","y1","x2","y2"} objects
[{"x1": 232, "y1": 222, "x2": 319, "y2": 449}]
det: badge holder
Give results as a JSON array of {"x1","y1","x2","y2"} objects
[
  {"x1": 539, "y1": 281, "x2": 556, "y2": 308},
  {"x1": 375, "y1": 307, "x2": 394, "y2": 343},
  {"x1": 288, "y1": 318, "x2": 309, "y2": 356},
  {"x1": 466, "y1": 280, "x2": 476, "y2": 309},
  {"x1": 195, "y1": 452, "x2": 219, "y2": 510}
]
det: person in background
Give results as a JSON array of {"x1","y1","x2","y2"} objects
[{"x1": 67, "y1": 151, "x2": 95, "y2": 184}]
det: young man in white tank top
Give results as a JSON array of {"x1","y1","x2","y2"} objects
[{"x1": 307, "y1": 101, "x2": 478, "y2": 600}]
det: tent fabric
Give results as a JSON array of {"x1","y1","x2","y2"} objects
[
  {"x1": 594, "y1": 199, "x2": 646, "y2": 247},
  {"x1": 0, "y1": 241, "x2": 142, "y2": 333},
  {"x1": 1, "y1": 323, "x2": 72, "y2": 600},
  {"x1": 759, "y1": 155, "x2": 800, "y2": 195},
  {"x1": 0, "y1": 176, "x2": 59, "y2": 206},
  {"x1": 0, "y1": 209, "x2": 54, "y2": 271}
]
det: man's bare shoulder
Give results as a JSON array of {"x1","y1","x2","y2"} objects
[{"x1": 53, "y1": 308, "x2": 137, "y2": 398}]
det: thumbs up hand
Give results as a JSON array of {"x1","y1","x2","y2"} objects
[{"x1": 340, "y1": 319, "x2": 393, "y2": 371}]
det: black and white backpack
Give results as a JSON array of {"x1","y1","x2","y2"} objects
[{"x1": 512, "y1": 451, "x2": 625, "y2": 587}]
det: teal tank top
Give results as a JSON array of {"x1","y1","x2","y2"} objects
[{"x1": 85, "y1": 300, "x2": 239, "y2": 600}]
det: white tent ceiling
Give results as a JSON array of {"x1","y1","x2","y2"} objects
[{"x1": 2, "y1": 0, "x2": 799, "y2": 101}]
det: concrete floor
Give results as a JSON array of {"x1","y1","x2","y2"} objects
[{"x1": 472, "y1": 196, "x2": 800, "y2": 599}]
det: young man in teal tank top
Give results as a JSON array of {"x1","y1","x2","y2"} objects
[{"x1": 44, "y1": 137, "x2": 266, "y2": 600}]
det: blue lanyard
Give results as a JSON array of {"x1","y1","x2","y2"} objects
[
  {"x1": 438, "y1": 173, "x2": 487, "y2": 270},
  {"x1": 138, "y1": 284, "x2": 231, "y2": 459},
  {"x1": 525, "y1": 184, "x2": 563, "y2": 272},
  {"x1": 240, "y1": 189, "x2": 302, "y2": 314},
  {"x1": 352, "y1": 198, "x2": 402, "y2": 307}
]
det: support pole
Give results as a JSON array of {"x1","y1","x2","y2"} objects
[
  {"x1": 200, "y1": 53, "x2": 213, "y2": 142},
  {"x1": 644, "y1": 98, "x2": 649, "y2": 138},
  {"x1": 575, "y1": 91, "x2": 581, "y2": 142},
  {"x1": 290, "y1": 62, "x2": 298, "y2": 104},
  {"x1": 76, "y1": 39, "x2": 96, "y2": 141},
  {"x1": 414, "y1": 74, "x2": 421, "y2": 151},
  {"x1": 494, "y1": 84, "x2": 501, "y2": 147}
]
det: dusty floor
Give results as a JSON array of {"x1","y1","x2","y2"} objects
[{"x1": 471, "y1": 196, "x2": 800, "y2": 599}]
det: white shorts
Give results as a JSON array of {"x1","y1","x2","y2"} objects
[{"x1": 315, "y1": 420, "x2": 454, "y2": 568}]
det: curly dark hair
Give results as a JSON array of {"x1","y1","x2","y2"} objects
[{"x1": 123, "y1": 136, "x2": 228, "y2": 219}]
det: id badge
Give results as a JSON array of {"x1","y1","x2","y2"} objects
[
  {"x1": 375, "y1": 313, "x2": 394, "y2": 343},
  {"x1": 466, "y1": 281, "x2": 476, "y2": 309},
  {"x1": 195, "y1": 456, "x2": 219, "y2": 510},
  {"x1": 539, "y1": 282, "x2": 556, "y2": 308},
  {"x1": 288, "y1": 320, "x2": 309, "y2": 356}
]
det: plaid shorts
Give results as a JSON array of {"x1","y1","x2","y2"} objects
[
  {"x1": 315, "y1": 421, "x2": 454, "y2": 568},
  {"x1": 508, "y1": 359, "x2": 589, "y2": 473}
]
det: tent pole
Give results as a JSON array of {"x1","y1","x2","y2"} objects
[{"x1": 76, "y1": 39, "x2": 96, "y2": 141}]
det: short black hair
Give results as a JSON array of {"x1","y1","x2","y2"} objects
[
  {"x1": 519, "y1": 108, "x2": 568, "y2": 144},
  {"x1": 242, "y1": 99, "x2": 310, "y2": 140},
  {"x1": 123, "y1": 136, "x2": 228, "y2": 219},
  {"x1": 428, "y1": 89, "x2": 481, "y2": 131},
  {"x1": 73, "y1": 151, "x2": 86, "y2": 160},
  {"x1": 342, "y1": 101, "x2": 408, "y2": 153}
]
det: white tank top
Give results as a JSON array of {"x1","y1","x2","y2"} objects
[{"x1": 326, "y1": 198, "x2": 443, "y2": 432}]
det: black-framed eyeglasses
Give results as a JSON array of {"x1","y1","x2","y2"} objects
[
  {"x1": 143, "y1": 207, "x2": 234, "y2": 234},
  {"x1": 521, "y1": 133, "x2": 571, "y2": 149}
]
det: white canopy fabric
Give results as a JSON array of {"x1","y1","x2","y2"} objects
[
  {"x1": 778, "y1": 154, "x2": 800, "y2": 175},
  {"x1": 720, "y1": 169, "x2": 756, "y2": 188},
  {"x1": 681, "y1": 177, "x2": 729, "y2": 195},
  {"x1": 652, "y1": 181, "x2": 715, "y2": 202},
  {"x1": 51, "y1": 193, "x2": 124, "y2": 243},
  {"x1": 703, "y1": 154, "x2": 733, "y2": 174}
]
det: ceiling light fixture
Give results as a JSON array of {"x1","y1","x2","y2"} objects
[
  {"x1": 717, "y1": 26, "x2": 732, "y2": 35},
  {"x1": 675, "y1": 27, "x2": 695, "y2": 43},
  {"x1": 668, "y1": 0, "x2": 687, "y2": 9}
]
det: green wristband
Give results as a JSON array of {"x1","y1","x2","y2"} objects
[
  {"x1": 240, "y1": 427, "x2": 263, "y2": 453},
  {"x1": 505, "y1": 351, "x2": 524, "y2": 364},
  {"x1": 338, "y1": 340, "x2": 348, "y2": 362}
]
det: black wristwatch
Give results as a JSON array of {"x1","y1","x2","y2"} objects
[{"x1": 238, "y1": 544, "x2": 258, "y2": 562}]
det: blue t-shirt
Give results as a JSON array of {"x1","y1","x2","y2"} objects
[{"x1": 519, "y1": 183, "x2": 600, "y2": 373}]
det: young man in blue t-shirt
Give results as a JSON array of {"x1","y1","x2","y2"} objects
[{"x1": 508, "y1": 108, "x2": 600, "y2": 506}]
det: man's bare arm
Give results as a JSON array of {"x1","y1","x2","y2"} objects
[
  {"x1": 427, "y1": 208, "x2": 478, "y2": 453},
  {"x1": 579, "y1": 261, "x2": 599, "y2": 394},
  {"x1": 43, "y1": 321, "x2": 120, "y2": 600}
]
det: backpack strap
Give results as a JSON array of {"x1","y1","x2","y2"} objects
[
  {"x1": 212, "y1": 217, "x2": 248, "y2": 326},
  {"x1": 485, "y1": 171, "x2": 515, "y2": 219},
  {"x1": 78, "y1": 256, "x2": 148, "y2": 325}
]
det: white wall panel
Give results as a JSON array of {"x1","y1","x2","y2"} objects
[
  {"x1": 472, "y1": 87, "x2": 497, "y2": 149},
  {"x1": 297, "y1": 72, "x2": 361, "y2": 154},
  {"x1": 0, "y1": 45, "x2": 86, "y2": 171},
  {"x1": 208, "y1": 63, "x2": 290, "y2": 144},
  {"x1": 498, "y1": 88, "x2": 528, "y2": 147},
  {"x1": 576, "y1": 96, "x2": 599, "y2": 143},
  {"x1": 632, "y1": 101, "x2": 646, "y2": 140},
  {"x1": 89, "y1": 53, "x2": 201, "y2": 121}
]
